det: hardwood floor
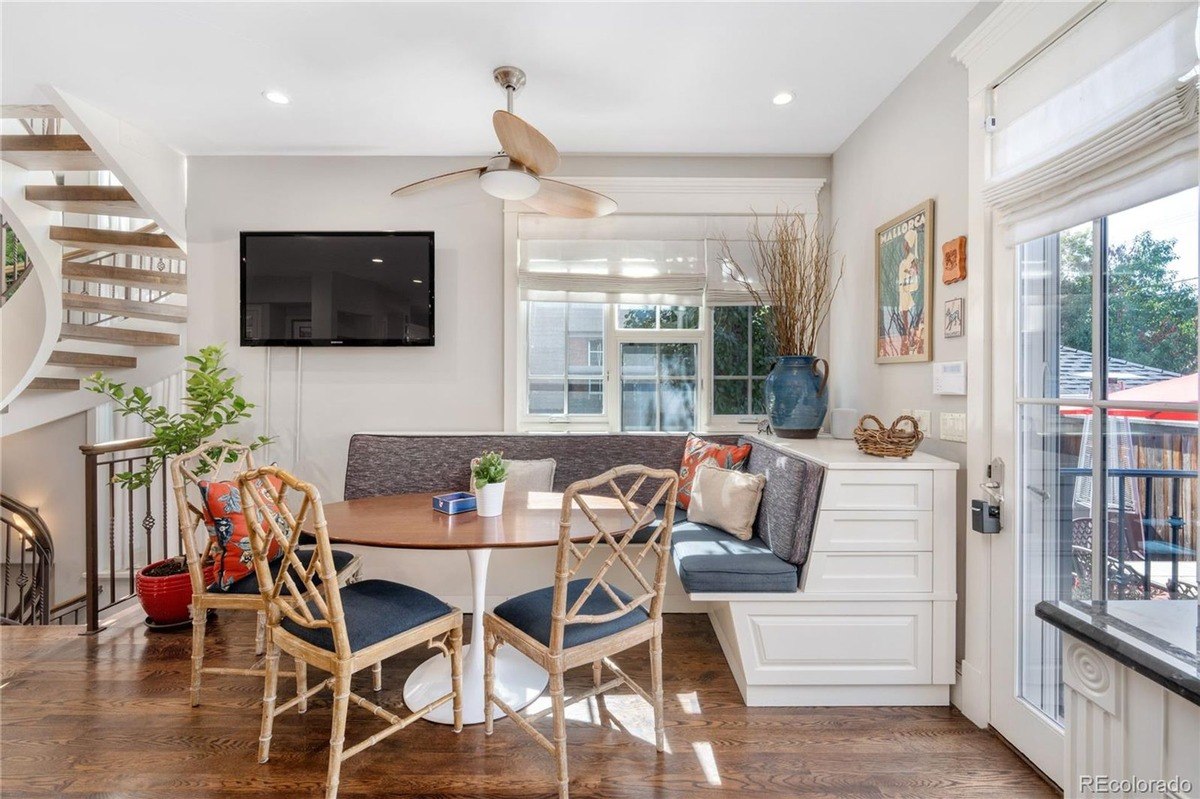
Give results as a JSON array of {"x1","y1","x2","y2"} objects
[{"x1": 1, "y1": 611, "x2": 1056, "y2": 799}]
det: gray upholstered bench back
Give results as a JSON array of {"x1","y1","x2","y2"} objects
[
  {"x1": 344, "y1": 432, "x2": 824, "y2": 578},
  {"x1": 345, "y1": 433, "x2": 737, "y2": 499}
]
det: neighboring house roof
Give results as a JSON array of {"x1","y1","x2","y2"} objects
[{"x1": 1058, "y1": 346, "x2": 1180, "y2": 397}]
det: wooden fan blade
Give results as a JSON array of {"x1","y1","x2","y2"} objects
[
  {"x1": 391, "y1": 168, "x2": 483, "y2": 197},
  {"x1": 493, "y1": 110, "x2": 560, "y2": 176},
  {"x1": 523, "y1": 179, "x2": 617, "y2": 218}
]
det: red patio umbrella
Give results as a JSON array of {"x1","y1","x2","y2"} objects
[{"x1": 1060, "y1": 374, "x2": 1198, "y2": 421}]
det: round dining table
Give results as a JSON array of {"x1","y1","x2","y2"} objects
[{"x1": 317, "y1": 489, "x2": 646, "y2": 725}]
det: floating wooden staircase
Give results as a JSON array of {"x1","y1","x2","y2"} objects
[
  {"x1": 26, "y1": 186, "x2": 141, "y2": 218},
  {"x1": 1, "y1": 104, "x2": 187, "y2": 410}
]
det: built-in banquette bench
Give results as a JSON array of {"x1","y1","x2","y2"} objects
[{"x1": 345, "y1": 432, "x2": 958, "y2": 707}]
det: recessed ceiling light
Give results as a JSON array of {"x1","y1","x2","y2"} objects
[
  {"x1": 371, "y1": 258, "x2": 383, "y2": 263},
  {"x1": 772, "y1": 91, "x2": 794, "y2": 106},
  {"x1": 263, "y1": 90, "x2": 290, "y2": 105}
]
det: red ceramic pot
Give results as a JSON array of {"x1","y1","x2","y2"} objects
[{"x1": 135, "y1": 559, "x2": 215, "y2": 625}]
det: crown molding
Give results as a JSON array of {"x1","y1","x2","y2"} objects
[
  {"x1": 951, "y1": 1, "x2": 1042, "y2": 69},
  {"x1": 505, "y1": 176, "x2": 827, "y2": 216}
]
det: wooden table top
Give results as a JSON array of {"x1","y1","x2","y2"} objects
[{"x1": 316, "y1": 491, "x2": 649, "y2": 550}]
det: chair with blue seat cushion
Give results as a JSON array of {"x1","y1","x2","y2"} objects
[
  {"x1": 483, "y1": 464, "x2": 680, "y2": 799},
  {"x1": 239, "y1": 466, "x2": 462, "y2": 799},
  {"x1": 170, "y1": 442, "x2": 365, "y2": 708}
]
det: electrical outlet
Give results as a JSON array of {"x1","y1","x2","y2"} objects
[
  {"x1": 941, "y1": 412, "x2": 967, "y2": 442},
  {"x1": 912, "y1": 409, "x2": 932, "y2": 432}
]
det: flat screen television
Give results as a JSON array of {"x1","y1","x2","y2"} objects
[{"x1": 240, "y1": 231, "x2": 434, "y2": 346}]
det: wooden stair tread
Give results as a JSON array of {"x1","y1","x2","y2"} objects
[
  {"x1": 1, "y1": 105, "x2": 62, "y2": 119},
  {"x1": 62, "y1": 261, "x2": 187, "y2": 293},
  {"x1": 27, "y1": 377, "x2": 80, "y2": 391},
  {"x1": 26, "y1": 185, "x2": 144, "y2": 218},
  {"x1": 49, "y1": 226, "x2": 184, "y2": 259},
  {"x1": 48, "y1": 350, "x2": 138, "y2": 369},
  {"x1": 59, "y1": 323, "x2": 179, "y2": 347},
  {"x1": 63, "y1": 292, "x2": 186, "y2": 323},
  {"x1": 0, "y1": 135, "x2": 102, "y2": 171}
]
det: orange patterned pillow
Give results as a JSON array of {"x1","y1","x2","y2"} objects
[
  {"x1": 199, "y1": 477, "x2": 283, "y2": 591},
  {"x1": 677, "y1": 434, "x2": 752, "y2": 510}
]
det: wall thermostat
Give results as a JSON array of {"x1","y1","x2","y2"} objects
[{"x1": 932, "y1": 361, "x2": 967, "y2": 395}]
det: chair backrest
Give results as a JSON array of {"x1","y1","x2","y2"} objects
[
  {"x1": 169, "y1": 441, "x2": 257, "y2": 594},
  {"x1": 550, "y1": 464, "x2": 679, "y2": 653},
  {"x1": 236, "y1": 465, "x2": 352, "y2": 659}
]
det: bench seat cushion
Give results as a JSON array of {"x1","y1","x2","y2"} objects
[{"x1": 669, "y1": 516, "x2": 799, "y2": 594}]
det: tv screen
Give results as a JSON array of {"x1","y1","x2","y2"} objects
[{"x1": 240, "y1": 231, "x2": 434, "y2": 346}]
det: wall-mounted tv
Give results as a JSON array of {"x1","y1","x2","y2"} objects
[{"x1": 240, "y1": 231, "x2": 434, "y2": 347}]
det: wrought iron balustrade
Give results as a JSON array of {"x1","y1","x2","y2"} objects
[{"x1": 81, "y1": 436, "x2": 179, "y2": 632}]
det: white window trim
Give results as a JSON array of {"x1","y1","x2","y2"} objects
[{"x1": 502, "y1": 176, "x2": 826, "y2": 432}]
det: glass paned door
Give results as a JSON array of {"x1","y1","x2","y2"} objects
[{"x1": 1004, "y1": 188, "x2": 1199, "y2": 767}]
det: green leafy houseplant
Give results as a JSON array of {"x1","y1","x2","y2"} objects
[
  {"x1": 472, "y1": 451, "x2": 508, "y2": 491},
  {"x1": 86, "y1": 344, "x2": 271, "y2": 490}
]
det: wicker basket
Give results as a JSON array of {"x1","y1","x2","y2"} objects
[{"x1": 853, "y1": 414, "x2": 924, "y2": 458}]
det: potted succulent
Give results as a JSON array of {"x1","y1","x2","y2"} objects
[
  {"x1": 87, "y1": 344, "x2": 270, "y2": 627},
  {"x1": 472, "y1": 452, "x2": 508, "y2": 517},
  {"x1": 721, "y1": 211, "x2": 844, "y2": 438}
]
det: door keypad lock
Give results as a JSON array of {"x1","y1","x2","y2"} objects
[{"x1": 971, "y1": 499, "x2": 1001, "y2": 534}]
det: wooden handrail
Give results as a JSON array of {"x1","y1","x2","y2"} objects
[{"x1": 79, "y1": 436, "x2": 155, "y2": 456}]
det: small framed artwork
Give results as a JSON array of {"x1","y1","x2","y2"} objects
[
  {"x1": 944, "y1": 298, "x2": 964, "y2": 339},
  {"x1": 875, "y1": 199, "x2": 934, "y2": 363},
  {"x1": 942, "y1": 236, "x2": 967, "y2": 284}
]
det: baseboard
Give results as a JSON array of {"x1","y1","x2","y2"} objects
[
  {"x1": 956, "y1": 657, "x2": 989, "y2": 727},
  {"x1": 743, "y1": 684, "x2": 950, "y2": 707}
]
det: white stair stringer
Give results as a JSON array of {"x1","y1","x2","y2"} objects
[{"x1": 0, "y1": 162, "x2": 63, "y2": 407}]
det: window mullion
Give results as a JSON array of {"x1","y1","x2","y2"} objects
[{"x1": 1089, "y1": 217, "x2": 1108, "y2": 601}]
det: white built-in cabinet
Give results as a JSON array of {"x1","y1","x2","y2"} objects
[{"x1": 702, "y1": 435, "x2": 958, "y2": 707}]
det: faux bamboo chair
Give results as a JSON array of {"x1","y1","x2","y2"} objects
[
  {"x1": 238, "y1": 465, "x2": 464, "y2": 799},
  {"x1": 170, "y1": 442, "x2": 364, "y2": 707},
  {"x1": 483, "y1": 465, "x2": 679, "y2": 799}
]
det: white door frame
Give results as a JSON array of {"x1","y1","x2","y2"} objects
[{"x1": 951, "y1": 0, "x2": 1094, "y2": 738}]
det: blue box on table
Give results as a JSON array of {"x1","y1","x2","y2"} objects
[{"x1": 433, "y1": 491, "x2": 477, "y2": 515}]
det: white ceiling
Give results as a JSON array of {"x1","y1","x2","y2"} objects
[{"x1": 1, "y1": 2, "x2": 974, "y2": 157}]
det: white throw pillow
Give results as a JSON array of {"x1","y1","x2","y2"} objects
[
  {"x1": 686, "y1": 463, "x2": 766, "y2": 541},
  {"x1": 469, "y1": 458, "x2": 557, "y2": 495}
]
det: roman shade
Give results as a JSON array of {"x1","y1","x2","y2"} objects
[
  {"x1": 516, "y1": 213, "x2": 786, "y2": 305},
  {"x1": 985, "y1": 4, "x2": 1199, "y2": 245}
]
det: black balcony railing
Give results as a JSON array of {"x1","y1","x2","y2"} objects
[{"x1": 1062, "y1": 466, "x2": 1197, "y2": 600}]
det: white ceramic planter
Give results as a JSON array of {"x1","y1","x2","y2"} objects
[{"x1": 476, "y1": 481, "x2": 506, "y2": 517}]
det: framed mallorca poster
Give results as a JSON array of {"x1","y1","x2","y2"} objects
[{"x1": 875, "y1": 199, "x2": 934, "y2": 363}]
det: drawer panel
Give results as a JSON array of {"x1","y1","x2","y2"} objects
[
  {"x1": 812, "y1": 510, "x2": 933, "y2": 551},
  {"x1": 821, "y1": 470, "x2": 933, "y2": 511},
  {"x1": 744, "y1": 601, "x2": 932, "y2": 685},
  {"x1": 802, "y1": 552, "x2": 933, "y2": 593}
]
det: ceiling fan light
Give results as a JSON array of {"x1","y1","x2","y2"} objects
[{"x1": 479, "y1": 167, "x2": 540, "y2": 201}]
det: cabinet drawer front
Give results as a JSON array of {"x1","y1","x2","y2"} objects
[
  {"x1": 802, "y1": 552, "x2": 933, "y2": 593},
  {"x1": 813, "y1": 510, "x2": 933, "y2": 551},
  {"x1": 743, "y1": 601, "x2": 932, "y2": 685},
  {"x1": 821, "y1": 470, "x2": 933, "y2": 511}
]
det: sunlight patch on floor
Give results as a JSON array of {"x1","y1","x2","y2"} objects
[
  {"x1": 676, "y1": 691, "x2": 701, "y2": 714},
  {"x1": 692, "y1": 741, "x2": 722, "y2": 786}
]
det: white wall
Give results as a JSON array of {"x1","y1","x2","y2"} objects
[
  {"x1": 0, "y1": 411, "x2": 89, "y2": 604},
  {"x1": 829, "y1": 5, "x2": 993, "y2": 661},
  {"x1": 186, "y1": 153, "x2": 829, "y2": 608}
]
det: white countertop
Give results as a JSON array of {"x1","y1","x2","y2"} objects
[{"x1": 747, "y1": 434, "x2": 960, "y2": 471}]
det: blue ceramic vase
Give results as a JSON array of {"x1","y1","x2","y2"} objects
[{"x1": 764, "y1": 355, "x2": 830, "y2": 439}]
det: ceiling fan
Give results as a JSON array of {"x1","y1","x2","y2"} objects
[{"x1": 391, "y1": 66, "x2": 617, "y2": 218}]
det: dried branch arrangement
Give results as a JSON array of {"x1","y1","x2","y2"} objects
[{"x1": 720, "y1": 211, "x2": 844, "y2": 356}]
